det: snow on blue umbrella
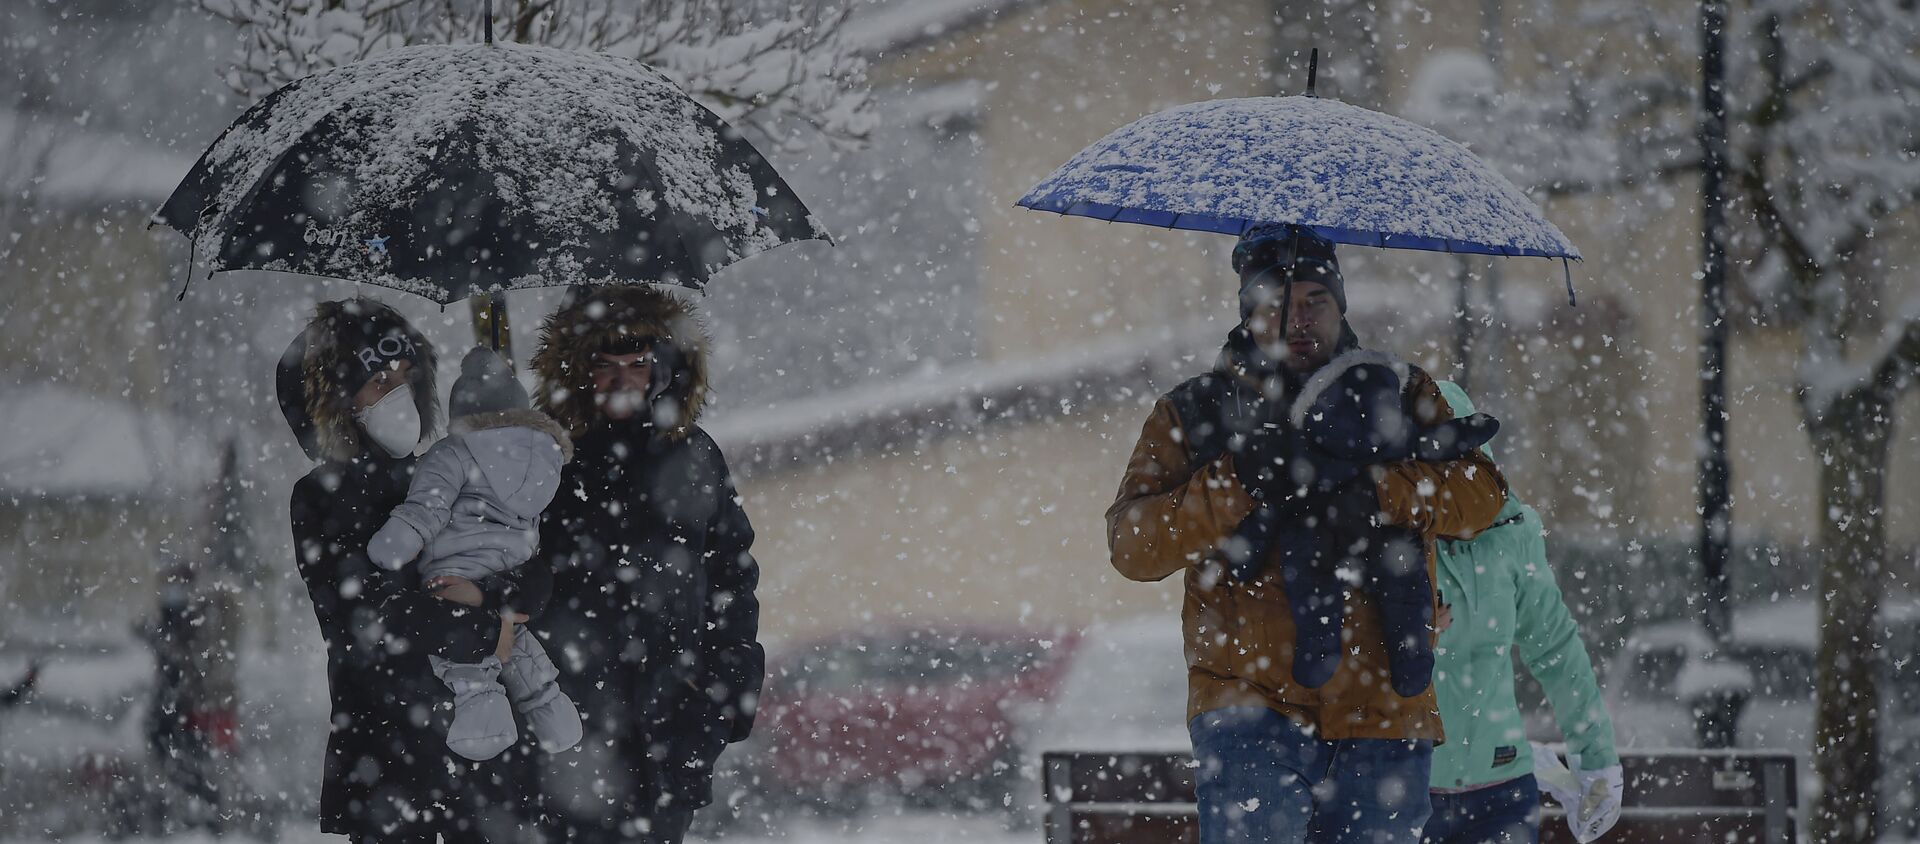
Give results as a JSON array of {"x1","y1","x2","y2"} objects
[
  {"x1": 153, "y1": 40, "x2": 829, "y2": 310},
  {"x1": 1017, "y1": 83, "x2": 1582, "y2": 303}
]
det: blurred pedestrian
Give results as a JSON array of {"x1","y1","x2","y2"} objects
[{"x1": 142, "y1": 563, "x2": 238, "y2": 825}]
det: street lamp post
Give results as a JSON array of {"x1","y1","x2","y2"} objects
[
  {"x1": 1698, "y1": 0, "x2": 1732, "y2": 645},
  {"x1": 1694, "y1": 0, "x2": 1744, "y2": 751}
]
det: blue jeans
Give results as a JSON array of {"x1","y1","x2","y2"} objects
[
  {"x1": 1189, "y1": 706, "x2": 1433, "y2": 844},
  {"x1": 1422, "y1": 776, "x2": 1540, "y2": 844}
]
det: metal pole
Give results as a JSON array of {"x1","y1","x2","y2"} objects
[
  {"x1": 1698, "y1": 0, "x2": 1733, "y2": 647},
  {"x1": 1478, "y1": 0, "x2": 1508, "y2": 408},
  {"x1": 1453, "y1": 257, "x2": 1473, "y2": 392},
  {"x1": 470, "y1": 292, "x2": 513, "y2": 366},
  {"x1": 490, "y1": 295, "x2": 504, "y2": 351},
  {"x1": 1482, "y1": 261, "x2": 1505, "y2": 406},
  {"x1": 1480, "y1": 0, "x2": 1504, "y2": 75}
]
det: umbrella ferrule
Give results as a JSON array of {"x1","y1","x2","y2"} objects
[{"x1": 176, "y1": 235, "x2": 196, "y2": 302}]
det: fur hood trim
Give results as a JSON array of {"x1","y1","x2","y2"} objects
[
  {"x1": 450, "y1": 408, "x2": 575, "y2": 463},
  {"x1": 1288, "y1": 348, "x2": 1411, "y2": 429},
  {"x1": 531, "y1": 285, "x2": 710, "y2": 440}
]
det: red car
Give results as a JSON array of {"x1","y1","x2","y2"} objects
[{"x1": 752, "y1": 624, "x2": 1079, "y2": 810}]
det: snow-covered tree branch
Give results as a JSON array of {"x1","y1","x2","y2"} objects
[
  {"x1": 1419, "y1": 1, "x2": 1919, "y2": 839},
  {"x1": 1801, "y1": 300, "x2": 1920, "y2": 417},
  {"x1": 1426, "y1": 0, "x2": 1916, "y2": 271},
  {"x1": 1873, "y1": 308, "x2": 1920, "y2": 393},
  {"x1": 198, "y1": 0, "x2": 875, "y2": 150}
]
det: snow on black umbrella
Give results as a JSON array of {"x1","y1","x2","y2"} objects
[{"x1": 153, "y1": 41, "x2": 828, "y2": 304}]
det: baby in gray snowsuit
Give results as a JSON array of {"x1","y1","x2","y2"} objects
[{"x1": 369, "y1": 346, "x2": 582, "y2": 761}]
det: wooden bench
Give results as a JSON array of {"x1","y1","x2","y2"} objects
[{"x1": 1043, "y1": 749, "x2": 1797, "y2": 844}]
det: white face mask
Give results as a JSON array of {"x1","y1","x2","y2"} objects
[{"x1": 356, "y1": 383, "x2": 422, "y2": 458}]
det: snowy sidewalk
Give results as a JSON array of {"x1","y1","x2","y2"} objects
[{"x1": 3, "y1": 811, "x2": 1030, "y2": 844}]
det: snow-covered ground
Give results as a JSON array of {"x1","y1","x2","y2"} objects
[{"x1": 2, "y1": 811, "x2": 1030, "y2": 844}]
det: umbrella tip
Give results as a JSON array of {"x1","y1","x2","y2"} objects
[{"x1": 1306, "y1": 48, "x2": 1319, "y2": 97}]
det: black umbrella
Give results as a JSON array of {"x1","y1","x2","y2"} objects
[{"x1": 153, "y1": 40, "x2": 827, "y2": 309}]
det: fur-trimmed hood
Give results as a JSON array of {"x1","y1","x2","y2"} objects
[
  {"x1": 450, "y1": 407, "x2": 574, "y2": 463},
  {"x1": 276, "y1": 298, "x2": 439, "y2": 463},
  {"x1": 531, "y1": 285, "x2": 710, "y2": 441}
]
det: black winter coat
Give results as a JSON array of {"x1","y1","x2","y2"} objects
[
  {"x1": 289, "y1": 454, "x2": 541, "y2": 837},
  {"x1": 530, "y1": 419, "x2": 764, "y2": 825}
]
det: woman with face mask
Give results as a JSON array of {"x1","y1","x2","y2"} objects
[{"x1": 278, "y1": 298, "x2": 539, "y2": 843}]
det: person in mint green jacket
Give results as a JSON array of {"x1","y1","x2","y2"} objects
[{"x1": 1424, "y1": 381, "x2": 1623, "y2": 844}]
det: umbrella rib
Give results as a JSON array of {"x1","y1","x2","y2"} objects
[
  {"x1": 153, "y1": 77, "x2": 311, "y2": 233},
  {"x1": 612, "y1": 133, "x2": 713, "y2": 290},
  {"x1": 174, "y1": 231, "x2": 198, "y2": 301},
  {"x1": 465, "y1": 63, "x2": 498, "y2": 294},
  {"x1": 200, "y1": 119, "x2": 336, "y2": 277},
  {"x1": 201, "y1": 76, "x2": 399, "y2": 286}
]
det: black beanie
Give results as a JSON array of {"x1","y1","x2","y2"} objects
[
  {"x1": 329, "y1": 301, "x2": 424, "y2": 398},
  {"x1": 1232, "y1": 224, "x2": 1346, "y2": 319}
]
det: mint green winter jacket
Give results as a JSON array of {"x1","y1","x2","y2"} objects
[{"x1": 1429, "y1": 381, "x2": 1618, "y2": 791}]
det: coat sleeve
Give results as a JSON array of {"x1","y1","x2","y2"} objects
[
  {"x1": 533, "y1": 475, "x2": 582, "y2": 570},
  {"x1": 1511, "y1": 507, "x2": 1621, "y2": 770},
  {"x1": 511, "y1": 470, "x2": 587, "y2": 620},
  {"x1": 700, "y1": 445, "x2": 765, "y2": 744},
  {"x1": 293, "y1": 471, "x2": 506, "y2": 666},
  {"x1": 1106, "y1": 398, "x2": 1256, "y2": 582},
  {"x1": 479, "y1": 552, "x2": 554, "y2": 619},
  {"x1": 1373, "y1": 374, "x2": 1506, "y2": 540},
  {"x1": 291, "y1": 475, "x2": 414, "y2": 651},
  {"x1": 368, "y1": 441, "x2": 466, "y2": 570}
]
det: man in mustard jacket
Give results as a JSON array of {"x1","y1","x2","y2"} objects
[{"x1": 1107, "y1": 225, "x2": 1507, "y2": 844}]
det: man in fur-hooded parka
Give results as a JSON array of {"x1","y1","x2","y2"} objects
[
  {"x1": 523, "y1": 285, "x2": 763, "y2": 842},
  {"x1": 279, "y1": 298, "x2": 529, "y2": 841}
]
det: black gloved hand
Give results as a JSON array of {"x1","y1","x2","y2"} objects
[
  {"x1": 1236, "y1": 424, "x2": 1375, "y2": 501},
  {"x1": 1318, "y1": 473, "x2": 1385, "y2": 532},
  {"x1": 1410, "y1": 413, "x2": 1500, "y2": 461},
  {"x1": 1231, "y1": 422, "x2": 1295, "y2": 500},
  {"x1": 1288, "y1": 444, "x2": 1363, "y2": 494},
  {"x1": 477, "y1": 566, "x2": 552, "y2": 619}
]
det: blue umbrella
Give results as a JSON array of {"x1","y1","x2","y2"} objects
[{"x1": 1017, "y1": 88, "x2": 1581, "y2": 302}]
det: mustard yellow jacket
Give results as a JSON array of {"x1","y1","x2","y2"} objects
[{"x1": 1107, "y1": 359, "x2": 1506, "y2": 741}]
